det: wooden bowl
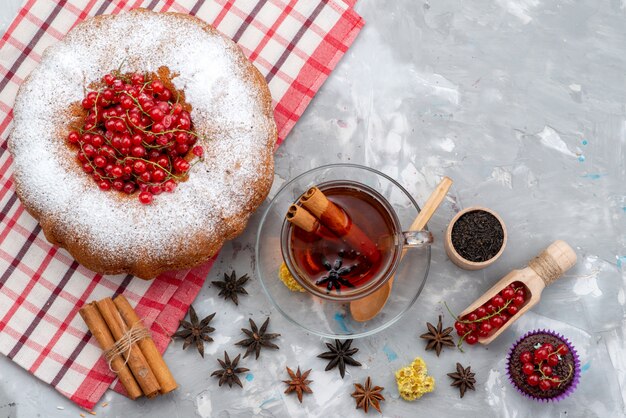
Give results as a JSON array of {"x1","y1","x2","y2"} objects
[{"x1": 444, "y1": 206, "x2": 507, "y2": 270}]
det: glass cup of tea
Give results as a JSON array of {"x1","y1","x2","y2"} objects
[
  {"x1": 282, "y1": 180, "x2": 433, "y2": 301},
  {"x1": 256, "y1": 164, "x2": 433, "y2": 338}
]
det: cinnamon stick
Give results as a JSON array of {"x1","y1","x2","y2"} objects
[
  {"x1": 286, "y1": 204, "x2": 318, "y2": 232},
  {"x1": 300, "y1": 187, "x2": 381, "y2": 263},
  {"x1": 79, "y1": 303, "x2": 143, "y2": 400},
  {"x1": 113, "y1": 295, "x2": 178, "y2": 394},
  {"x1": 95, "y1": 298, "x2": 161, "y2": 398}
]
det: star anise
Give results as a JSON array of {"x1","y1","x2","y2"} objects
[
  {"x1": 212, "y1": 271, "x2": 249, "y2": 305},
  {"x1": 236, "y1": 317, "x2": 281, "y2": 359},
  {"x1": 172, "y1": 305, "x2": 215, "y2": 358},
  {"x1": 352, "y1": 376, "x2": 385, "y2": 413},
  {"x1": 447, "y1": 362, "x2": 476, "y2": 398},
  {"x1": 283, "y1": 366, "x2": 313, "y2": 403},
  {"x1": 317, "y1": 339, "x2": 362, "y2": 378},
  {"x1": 315, "y1": 257, "x2": 355, "y2": 293},
  {"x1": 420, "y1": 315, "x2": 454, "y2": 356},
  {"x1": 211, "y1": 351, "x2": 249, "y2": 388}
]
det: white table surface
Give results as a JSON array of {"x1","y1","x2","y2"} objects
[{"x1": 0, "y1": 0, "x2": 625, "y2": 417}]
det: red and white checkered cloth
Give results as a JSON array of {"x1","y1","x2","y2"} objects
[{"x1": 0, "y1": 0, "x2": 363, "y2": 410}]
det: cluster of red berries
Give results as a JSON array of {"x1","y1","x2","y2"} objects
[
  {"x1": 453, "y1": 281, "x2": 528, "y2": 346},
  {"x1": 68, "y1": 70, "x2": 204, "y2": 204},
  {"x1": 519, "y1": 342, "x2": 571, "y2": 391}
]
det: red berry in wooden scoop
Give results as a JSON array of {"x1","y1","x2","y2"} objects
[
  {"x1": 492, "y1": 295, "x2": 505, "y2": 308},
  {"x1": 447, "y1": 281, "x2": 534, "y2": 350},
  {"x1": 501, "y1": 287, "x2": 515, "y2": 300},
  {"x1": 465, "y1": 334, "x2": 478, "y2": 345},
  {"x1": 490, "y1": 316, "x2": 504, "y2": 329}
]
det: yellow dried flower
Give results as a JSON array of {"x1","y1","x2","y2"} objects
[
  {"x1": 279, "y1": 262, "x2": 305, "y2": 292},
  {"x1": 395, "y1": 357, "x2": 435, "y2": 401}
]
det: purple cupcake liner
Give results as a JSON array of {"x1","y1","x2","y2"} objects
[{"x1": 506, "y1": 329, "x2": 581, "y2": 403}]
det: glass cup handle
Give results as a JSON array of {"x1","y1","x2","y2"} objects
[{"x1": 402, "y1": 230, "x2": 433, "y2": 248}]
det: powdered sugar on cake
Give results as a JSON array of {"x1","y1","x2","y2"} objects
[{"x1": 9, "y1": 10, "x2": 276, "y2": 270}]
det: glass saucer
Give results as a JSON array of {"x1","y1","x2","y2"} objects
[{"x1": 256, "y1": 164, "x2": 430, "y2": 338}]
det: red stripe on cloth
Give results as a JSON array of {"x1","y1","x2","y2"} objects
[
  {"x1": 248, "y1": 0, "x2": 297, "y2": 62},
  {"x1": 0, "y1": 322, "x2": 93, "y2": 376},
  {"x1": 28, "y1": 270, "x2": 104, "y2": 374},
  {"x1": 0, "y1": 0, "x2": 68, "y2": 95},
  {"x1": 151, "y1": 0, "x2": 177, "y2": 12},
  {"x1": 212, "y1": 0, "x2": 235, "y2": 27},
  {"x1": 0, "y1": 220, "x2": 56, "y2": 260},
  {"x1": 70, "y1": 362, "x2": 113, "y2": 410},
  {"x1": 0, "y1": 96, "x2": 15, "y2": 115},
  {"x1": 22, "y1": 10, "x2": 67, "y2": 41},
  {"x1": 0, "y1": 109, "x2": 12, "y2": 139},
  {"x1": 0, "y1": 179, "x2": 13, "y2": 202},
  {"x1": 265, "y1": 1, "x2": 326, "y2": 83},
  {"x1": 0, "y1": 200, "x2": 22, "y2": 243},
  {"x1": 63, "y1": 0, "x2": 99, "y2": 21},
  {"x1": 231, "y1": 0, "x2": 268, "y2": 43},
  {"x1": 3, "y1": 39, "x2": 40, "y2": 65},
  {"x1": 7, "y1": 261, "x2": 79, "y2": 358},
  {"x1": 273, "y1": 6, "x2": 363, "y2": 143},
  {"x1": 0, "y1": 225, "x2": 39, "y2": 289},
  {"x1": 189, "y1": 0, "x2": 206, "y2": 15},
  {"x1": 0, "y1": 271, "x2": 89, "y2": 341},
  {"x1": 0, "y1": 157, "x2": 15, "y2": 199},
  {"x1": 0, "y1": 246, "x2": 55, "y2": 332},
  {"x1": 0, "y1": 0, "x2": 37, "y2": 45},
  {"x1": 0, "y1": 170, "x2": 18, "y2": 218},
  {"x1": 225, "y1": 1, "x2": 312, "y2": 65},
  {"x1": 268, "y1": 0, "x2": 332, "y2": 39}
]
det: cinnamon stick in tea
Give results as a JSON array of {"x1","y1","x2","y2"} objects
[
  {"x1": 300, "y1": 187, "x2": 381, "y2": 263},
  {"x1": 95, "y1": 298, "x2": 161, "y2": 398},
  {"x1": 113, "y1": 295, "x2": 177, "y2": 394},
  {"x1": 79, "y1": 303, "x2": 143, "y2": 400},
  {"x1": 287, "y1": 204, "x2": 319, "y2": 232}
]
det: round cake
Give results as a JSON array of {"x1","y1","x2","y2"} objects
[
  {"x1": 8, "y1": 9, "x2": 276, "y2": 279},
  {"x1": 506, "y1": 329, "x2": 580, "y2": 402}
]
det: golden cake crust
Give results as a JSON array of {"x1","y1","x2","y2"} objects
[{"x1": 9, "y1": 9, "x2": 276, "y2": 279}]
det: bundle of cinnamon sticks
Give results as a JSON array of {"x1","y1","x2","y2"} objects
[
  {"x1": 287, "y1": 186, "x2": 380, "y2": 263},
  {"x1": 79, "y1": 295, "x2": 177, "y2": 399}
]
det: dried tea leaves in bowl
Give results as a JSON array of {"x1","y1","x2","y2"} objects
[{"x1": 451, "y1": 210, "x2": 504, "y2": 262}]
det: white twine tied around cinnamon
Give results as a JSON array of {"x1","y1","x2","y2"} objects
[
  {"x1": 104, "y1": 322, "x2": 151, "y2": 372},
  {"x1": 529, "y1": 252, "x2": 563, "y2": 286}
]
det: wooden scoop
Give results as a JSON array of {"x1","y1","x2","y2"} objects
[
  {"x1": 459, "y1": 240, "x2": 577, "y2": 344},
  {"x1": 350, "y1": 177, "x2": 453, "y2": 322}
]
